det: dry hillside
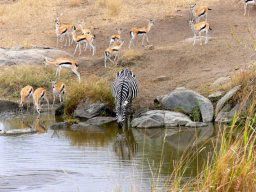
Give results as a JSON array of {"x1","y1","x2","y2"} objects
[{"x1": 0, "y1": 0, "x2": 256, "y2": 107}]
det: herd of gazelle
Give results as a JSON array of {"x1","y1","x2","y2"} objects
[{"x1": 21, "y1": 2, "x2": 251, "y2": 114}]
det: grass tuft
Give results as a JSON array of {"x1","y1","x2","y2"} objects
[{"x1": 64, "y1": 75, "x2": 114, "y2": 116}]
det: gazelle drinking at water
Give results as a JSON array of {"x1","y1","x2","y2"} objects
[
  {"x1": 33, "y1": 87, "x2": 49, "y2": 114},
  {"x1": 19, "y1": 85, "x2": 34, "y2": 109}
]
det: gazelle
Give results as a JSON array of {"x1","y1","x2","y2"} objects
[
  {"x1": 78, "y1": 20, "x2": 92, "y2": 35},
  {"x1": 129, "y1": 19, "x2": 154, "y2": 49},
  {"x1": 71, "y1": 26, "x2": 96, "y2": 56},
  {"x1": 109, "y1": 28, "x2": 122, "y2": 47},
  {"x1": 189, "y1": 19, "x2": 212, "y2": 46},
  {"x1": 55, "y1": 16, "x2": 74, "y2": 47},
  {"x1": 43, "y1": 57, "x2": 81, "y2": 82},
  {"x1": 104, "y1": 40, "x2": 125, "y2": 68},
  {"x1": 33, "y1": 87, "x2": 49, "y2": 114},
  {"x1": 52, "y1": 81, "x2": 65, "y2": 105},
  {"x1": 190, "y1": 3, "x2": 212, "y2": 23},
  {"x1": 242, "y1": 0, "x2": 256, "y2": 16},
  {"x1": 20, "y1": 85, "x2": 34, "y2": 108}
]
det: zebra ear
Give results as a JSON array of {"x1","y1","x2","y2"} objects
[{"x1": 123, "y1": 101, "x2": 128, "y2": 107}]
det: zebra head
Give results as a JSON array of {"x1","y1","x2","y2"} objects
[{"x1": 116, "y1": 100, "x2": 128, "y2": 128}]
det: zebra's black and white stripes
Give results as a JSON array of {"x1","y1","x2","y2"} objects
[{"x1": 112, "y1": 68, "x2": 138, "y2": 128}]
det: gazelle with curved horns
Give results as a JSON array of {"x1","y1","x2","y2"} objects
[
  {"x1": 190, "y1": 3, "x2": 212, "y2": 23},
  {"x1": 43, "y1": 57, "x2": 81, "y2": 82},
  {"x1": 55, "y1": 13, "x2": 74, "y2": 47},
  {"x1": 33, "y1": 87, "x2": 49, "y2": 114},
  {"x1": 78, "y1": 20, "x2": 92, "y2": 35},
  {"x1": 52, "y1": 81, "x2": 65, "y2": 105},
  {"x1": 20, "y1": 85, "x2": 34, "y2": 109},
  {"x1": 104, "y1": 40, "x2": 125, "y2": 68},
  {"x1": 109, "y1": 28, "x2": 122, "y2": 47},
  {"x1": 242, "y1": 0, "x2": 256, "y2": 16},
  {"x1": 129, "y1": 19, "x2": 154, "y2": 49},
  {"x1": 71, "y1": 26, "x2": 96, "y2": 56},
  {"x1": 189, "y1": 19, "x2": 212, "y2": 46}
]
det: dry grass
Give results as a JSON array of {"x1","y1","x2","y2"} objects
[
  {"x1": 0, "y1": 65, "x2": 74, "y2": 99},
  {"x1": 68, "y1": 0, "x2": 81, "y2": 7},
  {"x1": 120, "y1": 49, "x2": 144, "y2": 61},
  {"x1": 64, "y1": 75, "x2": 114, "y2": 116},
  {"x1": 165, "y1": 110, "x2": 256, "y2": 192},
  {"x1": 98, "y1": 0, "x2": 123, "y2": 16}
]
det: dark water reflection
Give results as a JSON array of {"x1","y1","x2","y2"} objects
[{"x1": 0, "y1": 113, "x2": 216, "y2": 191}]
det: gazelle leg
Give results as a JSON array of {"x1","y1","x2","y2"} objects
[
  {"x1": 59, "y1": 94, "x2": 62, "y2": 103},
  {"x1": 129, "y1": 38, "x2": 133, "y2": 49},
  {"x1": 142, "y1": 35, "x2": 145, "y2": 46},
  {"x1": 205, "y1": 30, "x2": 208, "y2": 44},
  {"x1": 244, "y1": 3, "x2": 247, "y2": 16},
  {"x1": 52, "y1": 95, "x2": 56, "y2": 106},
  {"x1": 58, "y1": 67, "x2": 62, "y2": 77},
  {"x1": 73, "y1": 43, "x2": 78, "y2": 56},
  {"x1": 79, "y1": 43, "x2": 82, "y2": 55},
  {"x1": 44, "y1": 95, "x2": 49, "y2": 112},
  {"x1": 193, "y1": 33, "x2": 196, "y2": 46},
  {"x1": 146, "y1": 34, "x2": 149, "y2": 45},
  {"x1": 199, "y1": 31, "x2": 202, "y2": 45},
  {"x1": 72, "y1": 67, "x2": 81, "y2": 83}
]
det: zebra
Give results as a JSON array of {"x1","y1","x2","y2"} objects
[{"x1": 112, "y1": 68, "x2": 138, "y2": 128}]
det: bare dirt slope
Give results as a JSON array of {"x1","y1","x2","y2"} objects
[{"x1": 1, "y1": 0, "x2": 256, "y2": 108}]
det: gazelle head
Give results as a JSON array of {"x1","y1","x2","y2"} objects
[
  {"x1": 43, "y1": 57, "x2": 49, "y2": 66},
  {"x1": 116, "y1": 100, "x2": 129, "y2": 128},
  {"x1": 148, "y1": 19, "x2": 154, "y2": 27},
  {"x1": 190, "y1": 3, "x2": 197, "y2": 10},
  {"x1": 51, "y1": 80, "x2": 57, "y2": 88},
  {"x1": 117, "y1": 28, "x2": 122, "y2": 35}
]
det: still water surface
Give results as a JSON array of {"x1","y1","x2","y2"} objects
[{"x1": 0, "y1": 113, "x2": 215, "y2": 192}]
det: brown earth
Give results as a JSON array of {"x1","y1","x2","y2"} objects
[{"x1": 1, "y1": 0, "x2": 256, "y2": 108}]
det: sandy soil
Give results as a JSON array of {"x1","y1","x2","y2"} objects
[{"x1": 1, "y1": 0, "x2": 256, "y2": 108}]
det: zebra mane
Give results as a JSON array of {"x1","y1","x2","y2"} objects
[{"x1": 116, "y1": 68, "x2": 136, "y2": 79}]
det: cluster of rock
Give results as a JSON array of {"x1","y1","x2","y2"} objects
[
  {"x1": 51, "y1": 101, "x2": 116, "y2": 130},
  {"x1": 131, "y1": 85, "x2": 244, "y2": 128}
]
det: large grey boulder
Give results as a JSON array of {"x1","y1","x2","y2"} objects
[
  {"x1": 131, "y1": 110, "x2": 199, "y2": 128},
  {"x1": 156, "y1": 87, "x2": 214, "y2": 122},
  {"x1": 0, "y1": 47, "x2": 71, "y2": 66},
  {"x1": 74, "y1": 102, "x2": 110, "y2": 119},
  {"x1": 215, "y1": 85, "x2": 241, "y2": 116}
]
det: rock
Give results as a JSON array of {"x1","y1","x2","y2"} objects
[
  {"x1": 71, "y1": 122, "x2": 101, "y2": 131},
  {"x1": 131, "y1": 110, "x2": 165, "y2": 128},
  {"x1": 164, "y1": 111, "x2": 193, "y2": 127},
  {"x1": 0, "y1": 128, "x2": 36, "y2": 136},
  {"x1": 131, "y1": 110, "x2": 194, "y2": 128},
  {"x1": 144, "y1": 45, "x2": 154, "y2": 50},
  {"x1": 215, "y1": 103, "x2": 241, "y2": 123},
  {"x1": 153, "y1": 76, "x2": 169, "y2": 82},
  {"x1": 185, "y1": 122, "x2": 208, "y2": 127},
  {"x1": 211, "y1": 76, "x2": 231, "y2": 88},
  {"x1": 0, "y1": 100, "x2": 19, "y2": 113},
  {"x1": 55, "y1": 104, "x2": 64, "y2": 116},
  {"x1": 49, "y1": 122, "x2": 69, "y2": 130},
  {"x1": 215, "y1": 85, "x2": 241, "y2": 116},
  {"x1": 0, "y1": 47, "x2": 71, "y2": 66},
  {"x1": 208, "y1": 91, "x2": 224, "y2": 101},
  {"x1": 74, "y1": 102, "x2": 110, "y2": 119},
  {"x1": 156, "y1": 87, "x2": 214, "y2": 122},
  {"x1": 86, "y1": 116, "x2": 116, "y2": 125}
]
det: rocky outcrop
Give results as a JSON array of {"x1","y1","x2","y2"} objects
[
  {"x1": 0, "y1": 47, "x2": 71, "y2": 66},
  {"x1": 131, "y1": 110, "x2": 207, "y2": 128},
  {"x1": 215, "y1": 85, "x2": 241, "y2": 116},
  {"x1": 155, "y1": 87, "x2": 214, "y2": 122},
  {"x1": 74, "y1": 101, "x2": 112, "y2": 119}
]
